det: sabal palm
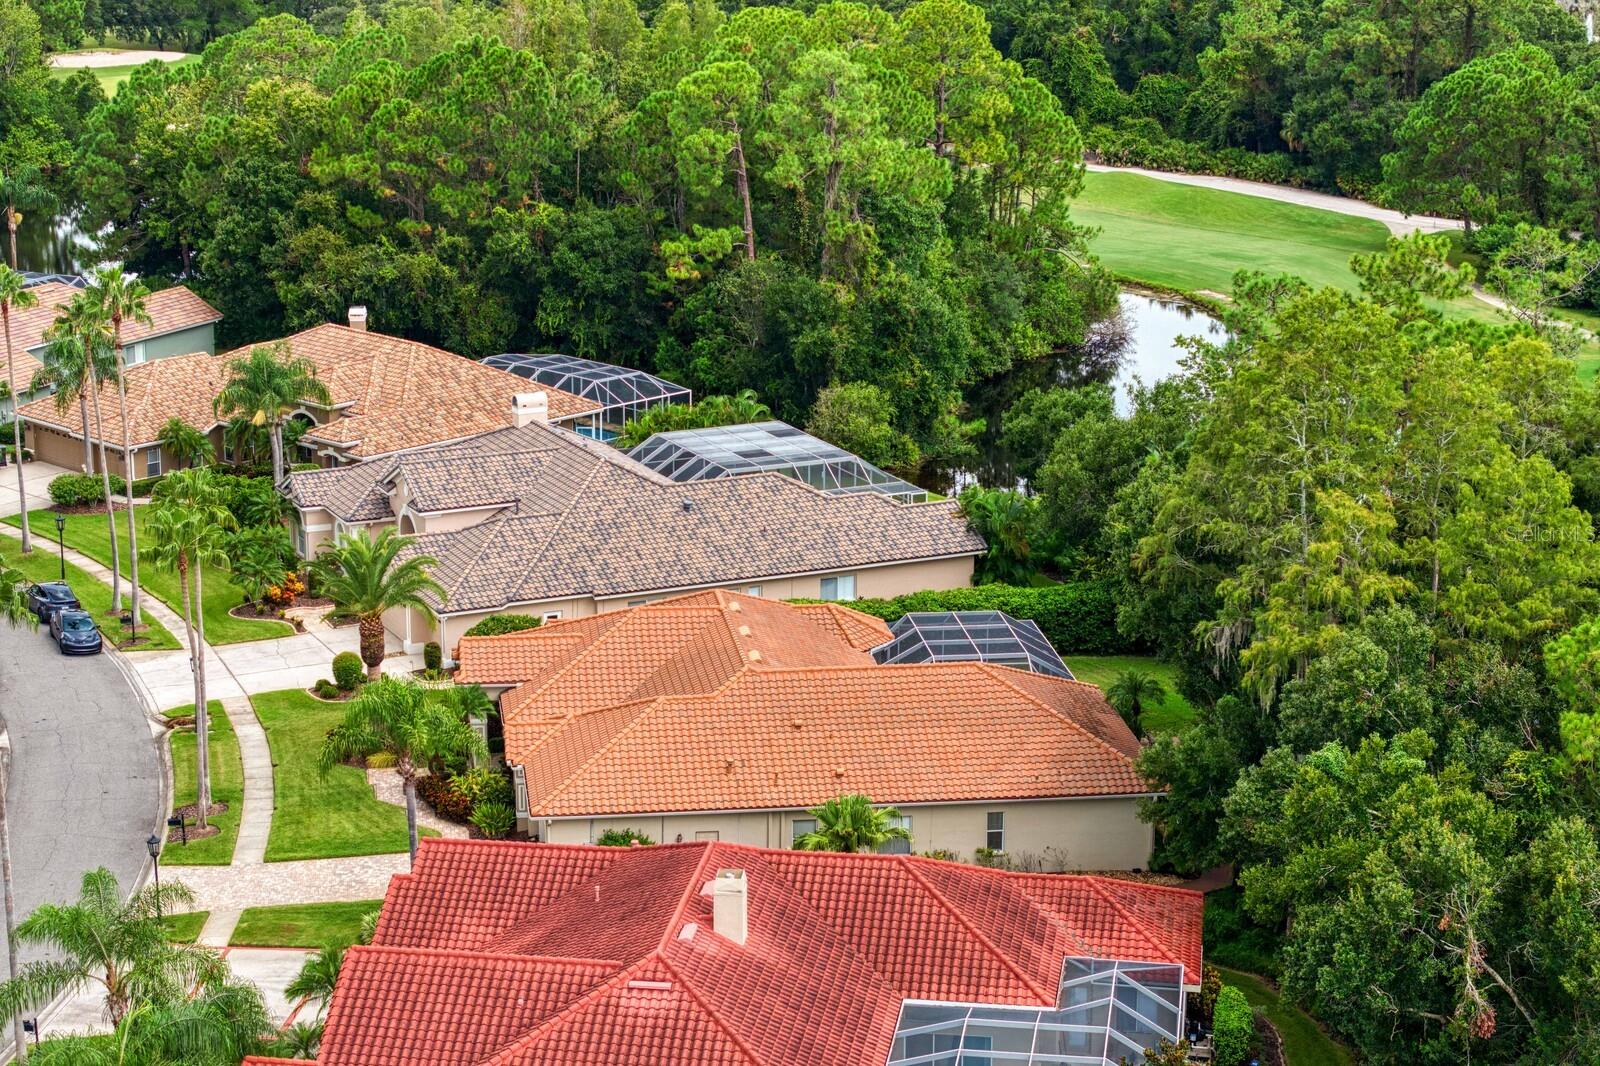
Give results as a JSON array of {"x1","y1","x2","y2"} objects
[
  {"x1": 795, "y1": 793, "x2": 912, "y2": 853},
  {"x1": 0, "y1": 265, "x2": 38, "y2": 553},
  {"x1": 319, "y1": 676, "x2": 486, "y2": 862},
  {"x1": 285, "y1": 944, "x2": 345, "y2": 1019},
  {"x1": 89, "y1": 268, "x2": 153, "y2": 626},
  {"x1": 0, "y1": 867, "x2": 223, "y2": 1026},
  {"x1": 309, "y1": 527, "x2": 446, "y2": 679},
  {"x1": 273, "y1": 1020, "x2": 325, "y2": 1060},
  {"x1": 26, "y1": 979, "x2": 272, "y2": 1065},
  {"x1": 1104, "y1": 669, "x2": 1165, "y2": 740},
  {"x1": 156, "y1": 416, "x2": 213, "y2": 469},
  {"x1": 213, "y1": 343, "x2": 331, "y2": 485},
  {"x1": 143, "y1": 471, "x2": 236, "y2": 828}
]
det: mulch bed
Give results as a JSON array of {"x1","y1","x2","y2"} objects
[
  {"x1": 228, "y1": 603, "x2": 303, "y2": 631},
  {"x1": 290, "y1": 593, "x2": 334, "y2": 610},
  {"x1": 1254, "y1": 1012, "x2": 1287, "y2": 1066},
  {"x1": 167, "y1": 802, "x2": 228, "y2": 843},
  {"x1": 305, "y1": 686, "x2": 357, "y2": 703},
  {"x1": 48, "y1": 502, "x2": 129, "y2": 515}
]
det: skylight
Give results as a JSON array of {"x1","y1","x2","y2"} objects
[{"x1": 871, "y1": 612, "x2": 1074, "y2": 678}]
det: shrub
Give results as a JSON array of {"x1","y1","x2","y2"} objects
[
  {"x1": 48, "y1": 472, "x2": 125, "y2": 507},
  {"x1": 1210, "y1": 986, "x2": 1254, "y2": 1066},
  {"x1": 424, "y1": 642, "x2": 442, "y2": 671},
  {"x1": 332, "y1": 652, "x2": 364, "y2": 691},
  {"x1": 365, "y1": 752, "x2": 398, "y2": 769},
  {"x1": 813, "y1": 581, "x2": 1134, "y2": 654},
  {"x1": 416, "y1": 773, "x2": 474, "y2": 822},
  {"x1": 312, "y1": 679, "x2": 341, "y2": 700},
  {"x1": 448, "y1": 767, "x2": 513, "y2": 810},
  {"x1": 129, "y1": 474, "x2": 166, "y2": 497},
  {"x1": 469, "y1": 801, "x2": 516, "y2": 839},
  {"x1": 596, "y1": 828, "x2": 654, "y2": 847},
  {"x1": 463, "y1": 614, "x2": 543, "y2": 638},
  {"x1": 919, "y1": 849, "x2": 959, "y2": 862}
]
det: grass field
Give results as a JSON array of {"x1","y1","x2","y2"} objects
[
  {"x1": 1215, "y1": 965, "x2": 1354, "y2": 1066},
  {"x1": 163, "y1": 702, "x2": 243, "y2": 866},
  {"x1": 157, "y1": 910, "x2": 208, "y2": 943},
  {"x1": 230, "y1": 900, "x2": 383, "y2": 948},
  {"x1": 0, "y1": 533, "x2": 180, "y2": 649},
  {"x1": 48, "y1": 52, "x2": 198, "y2": 95},
  {"x1": 1065, "y1": 653, "x2": 1195, "y2": 734},
  {"x1": 253, "y1": 689, "x2": 437, "y2": 862},
  {"x1": 5, "y1": 507, "x2": 292, "y2": 645}
]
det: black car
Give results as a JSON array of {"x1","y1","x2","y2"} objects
[
  {"x1": 50, "y1": 610, "x2": 103, "y2": 655},
  {"x1": 25, "y1": 582, "x2": 79, "y2": 622}
]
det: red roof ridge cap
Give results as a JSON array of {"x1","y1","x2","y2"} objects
[
  {"x1": 656, "y1": 841, "x2": 721, "y2": 958},
  {"x1": 346, "y1": 942, "x2": 625, "y2": 972},
  {"x1": 655, "y1": 951, "x2": 770, "y2": 1066},
  {"x1": 529, "y1": 697, "x2": 672, "y2": 815},
  {"x1": 895, "y1": 856, "x2": 1059, "y2": 1006},
  {"x1": 474, "y1": 957, "x2": 685, "y2": 1066},
  {"x1": 971, "y1": 663, "x2": 1140, "y2": 768},
  {"x1": 1078, "y1": 877, "x2": 1183, "y2": 968}
]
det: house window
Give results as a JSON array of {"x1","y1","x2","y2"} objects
[
  {"x1": 792, "y1": 818, "x2": 817, "y2": 847},
  {"x1": 878, "y1": 815, "x2": 912, "y2": 855},
  {"x1": 541, "y1": 611, "x2": 563, "y2": 622},
  {"x1": 694, "y1": 830, "x2": 719, "y2": 841},
  {"x1": 819, "y1": 574, "x2": 856, "y2": 601},
  {"x1": 744, "y1": 586, "x2": 763, "y2": 597},
  {"x1": 986, "y1": 811, "x2": 1005, "y2": 852},
  {"x1": 627, "y1": 599, "x2": 647, "y2": 607},
  {"x1": 127, "y1": 342, "x2": 146, "y2": 365},
  {"x1": 144, "y1": 447, "x2": 161, "y2": 477}
]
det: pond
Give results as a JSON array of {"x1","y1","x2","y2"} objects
[
  {"x1": 11, "y1": 209, "x2": 100, "y2": 275},
  {"x1": 916, "y1": 290, "x2": 1224, "y2": 495}
]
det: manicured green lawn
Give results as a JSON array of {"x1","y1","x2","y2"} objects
[
  {"x1": 157, "y1": 910, "x2": 208, "y2": 943},
  {"x1": 163, "y1": 702, "x2": 243, "y2": 866},
  {"x1": 48, "y1": 52, "x2": 198, "y2": 95},
  {"x1": 0, "y1": 534, "x2": 180, "y2": 650},
  {"x1": 1065, "y1": 653, "x2": 1196, "y2": 734},
  {"x1": 5, "y1": 507, "x2": 292, "y2": 645},
  {"x1": 253, "y1": 689, "x2": 437, "y2": 862},
  {"x1": 230, "y1": 900, "x2": 383, "y2": 948},
  {"x1": 1214, "y1": 965, "x2": 1354, "y2": 1066}
]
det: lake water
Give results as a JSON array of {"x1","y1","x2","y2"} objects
[
  {"x1": 916, "y1": 290, "x2": 1224, "y2": 495},
  {"x1": 12, "y1": 209, "x2": 100, "y2": 275}
]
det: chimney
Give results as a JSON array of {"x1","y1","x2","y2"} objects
[
  {"x1": 511, "y1": 391, "x2": 549, "y2": 428},
  {"x1": 712, "y1": 869, "x2": 747, "y2": 946},
  {"x1": 347, "y1": 305, "x2": 368, "y2": 331}
]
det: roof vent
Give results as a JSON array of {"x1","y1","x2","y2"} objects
[
  {"x1": 737, "y1": 625, "x2": 751, "y2": 637},
  {"x1": 834, "y1": 766, "x2": 846, "y2": 778},
  {"x1": 626, "y1": 979, "x2": 675, "y2": 991},
  {"x1": 712, "y1": 869, "x2": 748, "y2": 946},
  {"x1": 748, "y1": 649, "x2": 762, "y2": 662},
  {"x1": 791, "y1": 718, "x2": 803, "y2": 729},
  {"x1": 682, "y1": 498, "x2": 693, "y2": 513},
  {"x1": 347, "y1": 305, "x2": 368, "y2": 332},
  {"x1": 512, "y1": 391, "x2": 549, "y2": 428},
  {"x1": 726, "y1": 601, "x2": 741, "y2": 614},
  {"x1": 677, "y1": 923, "x2": 698, "y2": 941},
  {"x1": 723, "y1": 758, "x2": 736, "y2": 773}
]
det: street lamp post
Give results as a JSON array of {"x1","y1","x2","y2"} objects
[
  {"x1": 146, "y1": 835, "x2": 162, "y2": 919},
  {"x1": 52, "y1": 514, "x2": 65, "y2": 582}
]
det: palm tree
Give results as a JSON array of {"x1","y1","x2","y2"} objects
[
  {"x1": 26, "y1": 979, "x2": 273, "y2": 1065},
  {"x1": 309, "y1": 528, "x2": 446, "y2": 680},
  {"x1": 272, "y1": 1020, "x2": 325, "y2": 1060},
  {"x1": 285, "y1": 943, "x2": 345, "y2": 1020},
  {"x1": 143, "y1": 471, "x2": 236, "y2": 829},
  {"x1": 213, "y1": 343, "x2": 331, "y2": 486},
  {"x1": 319, "y1": 676, "x2": 486, "y2": 862},
  {"x1": 0, "y1": 563, "x2": 32, "y2": 1061},
  {"x1": 957, "y1": 486, "x2": 1039, "y2": 586},
  {"x1": 47, "y1": 294, "x2": 124, "y2": 609},
  {"x1": 156, "y1": 416, "x2": 213, "y2": 469},
  {"x1": 0, "y1": 266, "x2": 38, "y2": 554},
  {"x1": 0, "y1": 564, "x2": 26, "y2": 628},
  {"x1": 0, "y1": 165, "x2": 55, "y2": 272},
  {"x1": 1104, "y1": 669, "x2": 1166, "y2": 740},
  {"x1": 0, "y1": 867, "x2": 222, "y2": 1026},
  {"x1": 794, "y1": 794, "x2": 913, "y2": 854},
  {"x1": 89, "y1": 268, "x2": 152, "y2": 628}
]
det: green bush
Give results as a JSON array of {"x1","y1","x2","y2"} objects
[
  {"x1": 448, "y1": 766, "x2": 513, "y2": 810},
  {"x1": 424, "y1": 642, "x2": 442, "y2": 671},
  {"x1": 332, "y1": 652, "x2": 364, "y2": 691},
  {"x1": 129, "y1": 474, "x2": 166, "y2": 497},
  {"x1": 469, "y1": 801, "x2": 516, "y2": 839},
  {"x1": 48, "y1": 472, "x2": 126, "y2": 507},
  {"x1": 313, "y1": 679, "x2": 341, "y2": 700},
  {"x1": 416, "y1": 773, "x2": 473, "y2": 821},
  {"x1": 1210, "y1": 986, "x2": 1254, "y2": 1066},
  {"x1": 596, "y1": 828, "x2": 654, "y2": 847},
  {"x1": 816, "y1": 581, "x2": 1133, "y2": 654},
  {"x1": 463, "y1": 614, "x2": 543, "y2": 638}
]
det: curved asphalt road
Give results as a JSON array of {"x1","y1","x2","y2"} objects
[{"x1": 0, "y1": 623, "x2": 161, "y2": 965}]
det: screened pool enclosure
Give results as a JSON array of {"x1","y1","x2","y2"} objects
[
  {"x1": 887, "y1": 958, "x2": 1188, "y2": 1066},
  {"x1": 870, "y1": 612, "x2": 1074, "y2": 678},
  {"x1": 627, "y1": 421, "x2": 929, "y2": 502},
  {"x1": 483, "y1": 353, "x2": 691, "y2": 440}
]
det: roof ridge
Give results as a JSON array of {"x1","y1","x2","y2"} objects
[
  {"x1": 498, "y1": 451, "x2": 611, "y2": 603},
  {"x1": 656, "y1": 840, "x2": 720, "y2": 958},
  {"x1": 972, "y1": 663, "x2": 1141, "y2": 768},
  {"x1": 895, "y1": 857, "x2": 1059, "y2": 1005},
  {"x1": 1079, "y1": 877, "x2": 1183, "y2": 968},
  {"x1": 472, "y1": 957, "x2": 671, "y2": 1066},
  {"x1": 347, "y1": 943, "x2": 625, "y2": 971},
  {"x1": 528, "y1": 697, "x2": 673, "y2": 815},
  {"x1": 655, "y1": 951, "x2": 770, "y2": 1066}
]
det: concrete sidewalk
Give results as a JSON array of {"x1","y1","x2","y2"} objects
[{"x1": 0, "y1": 459, "x2": 75, "y2": 518}]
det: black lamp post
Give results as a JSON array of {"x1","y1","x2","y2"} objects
[
  {"x1": 53, "y1": 513, "x2": 65, "y2": 582},
  {"x1": 146, "y1": 834, "x2": 161, "y2": 919}
]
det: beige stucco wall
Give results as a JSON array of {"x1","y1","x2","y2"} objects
[{"x1": 538, "y1": 797, "x2": 1154, "y2": 871}]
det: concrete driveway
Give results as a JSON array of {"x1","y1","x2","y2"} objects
[
  {"x1": 0, "y1": 460, "x2": 75, "y2": 519},
  {"x1": 0, "y1": 619, "x2": 163, "y2": 965}
]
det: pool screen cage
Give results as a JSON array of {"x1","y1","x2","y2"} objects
[
  {"x1": 870, "y1": 611, "x2": 1074, "y2": 678},
  {"x1": 627, "y1": 421, "x2": 929, "y2": 503},
  {"x1": 483, "y1": 353, "x2": 692, "y2": 440}
]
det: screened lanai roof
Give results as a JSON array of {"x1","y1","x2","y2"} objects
[
  {"x1": 481, "y1": 353, "x2": 691, "y2": 423},
  {"x1": 871, "y1": 611, "x2": 1074, "y2": 678},
  {"x1": 627, "y1": 420, "x2": 929, "y2": 503}
]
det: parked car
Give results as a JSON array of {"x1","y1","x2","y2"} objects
[
  {"x1": 50, "y1": 610, "x2": 103, "y2": 655},
  {"x1": 25, "y1": 582, "x2": 79, "y2": 622}
]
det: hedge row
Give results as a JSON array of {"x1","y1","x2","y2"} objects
[
  {"x1": 823, "y1": 581, "x2": 1135, "y2": 654},
  {"x1": 463, "y1": 614, "x2": 543, "y2": 638},
  {"x1": 48, "y1": 472, "x2": 126, "y2": 507}
]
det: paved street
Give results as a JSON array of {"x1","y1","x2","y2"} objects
[
  {"x1": 0, "y1": 617, "x2": 162, "y2": 965},
  {"x1": 0, "y1": 460, "x2": 73, "y2": 519}
]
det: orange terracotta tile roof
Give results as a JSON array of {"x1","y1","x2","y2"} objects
[
  {"x1": 224, "y1": 324, "x2": 599, "y2": 458},
  {"x1": 7, "y1": 281, "x2": 220, "y2": 383},
  {"x1": 15, "y1": 352, "x2": 227, "y2": 448},
  {"x1": 455, "y1": 591, "x2": 1145, "y2": 817},
  {"x1": 273, "y1": 838, "x2": 1203, "y2": 1066}
]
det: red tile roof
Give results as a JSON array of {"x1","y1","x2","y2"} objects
[
  {"x1": 259, "y1": 838, "x2": 1202, "y2": 1066},
  {"x1": 453, "y1": 591, "x2": 1146, "y2": 817}
]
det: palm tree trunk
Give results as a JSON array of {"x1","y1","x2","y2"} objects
[
  {"x1": 401, "y1": 769, "x2": 419, "y2": 866},
  {"x1": 359, "y1": 613, "x2": 384, "y2": 680},
  {"x1": 193, "y1": 562, "x2": 211, "y2": 830},
  {"x1": 86, "y1": 360, "x2": 122, "y2": 612},
  {"x1": 0, "y1": 746, "x2": 27, "y2": 1063},
  {"x1": 2, "y1": 305, "x2": 28, "y2": 554},
  {"x1": 78, "y1": 393, "x2": 92, "y2": 473},
  {"x1": 113, "y1": 334, "x2": 141, "y2": 626},
  {"x1": 269, "y1": 423, "x2": 284, "y2": 487}
]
